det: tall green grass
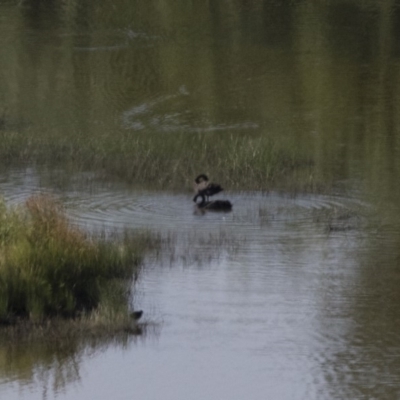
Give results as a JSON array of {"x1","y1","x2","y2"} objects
[
  {"x1": 0, "y1": 130, "x2": 318, "y2": 191},
  {"x1": 0, "y1": 195, "x2": 148, "y2": 323}
]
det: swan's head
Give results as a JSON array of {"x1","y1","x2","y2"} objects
[{"x1": 194, "y1": 174, "x2": 209, "y2": 184}]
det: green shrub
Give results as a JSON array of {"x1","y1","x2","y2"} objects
[{"x1": 0, "y1": 195, "x2": 142, "y2": 322}]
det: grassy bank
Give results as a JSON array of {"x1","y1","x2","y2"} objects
[
  {"x1": 0, "y1": 130, "x2": 321, "y2": 192},
  {"x1": 0, "y1": 195, "x2": 152, "y2": 329}
]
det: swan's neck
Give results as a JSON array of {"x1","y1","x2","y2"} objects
[{"x1": 194, "y1": 193, "x2": 207, "y2": 207}]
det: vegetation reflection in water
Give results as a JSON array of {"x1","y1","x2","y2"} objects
[{"x1": 0, "y1": 320, "x2": 160, "y2": 395}]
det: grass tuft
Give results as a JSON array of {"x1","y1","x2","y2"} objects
[
  {"x1": 0, "y1": 195, "x2": 147, "y2": 324},
  {"x1": 0, "y1": 130, "x2": 319, "y2": 191}
]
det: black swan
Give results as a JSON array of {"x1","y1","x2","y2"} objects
[{"x1": 193, "y1": 174, "x2": 232, "y2": 211}]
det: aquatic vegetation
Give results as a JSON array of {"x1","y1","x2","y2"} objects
[
  {"x1": 0, "y1": 195, "x2": 150, "y2": 325},
  {"x1": 0, "y1": 129, "x2": 318, "y2": 192}
]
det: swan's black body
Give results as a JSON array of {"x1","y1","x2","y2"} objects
[
  {"x1": 202, "y1": 183, "x2": 223, "y2": 200},
  {"x1": 193, "y1": 186, "x2": 223, "y2": 203},
  {"x1": 197, "y1": 198, "x2": 232, "y2": 211}
]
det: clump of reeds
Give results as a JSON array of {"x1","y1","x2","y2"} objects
[
  {"x1": 0, "y1": 195, "x2": 145, "y2": 325},
  {"x1": 0, "y1": 129, "x2": 319, "y2": 192}
]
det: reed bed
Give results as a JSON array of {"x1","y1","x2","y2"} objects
[
  {"x1": 0, "y1": 129, "x2": 319, "y2": 191},
  {"x1": 0, "y1": 195, "x2": 150, "y2": 327}
]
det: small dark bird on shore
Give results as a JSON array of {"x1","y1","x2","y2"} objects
[
  {"x1": 130, "y1": 310, "x2": 143, "y2": 321},
  {"x1": 193, "y1": 174, "x2": 223, "y2": 202}
]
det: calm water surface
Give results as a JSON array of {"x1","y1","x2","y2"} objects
[
  {"x1": 0, "y1": 169, "x2": 399, "y2": 400},
  {"x1": 1, "y1": 0, "x2": 400, "y2": 399}
]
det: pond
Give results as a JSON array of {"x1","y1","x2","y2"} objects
[
  {"x1": 0, "y1": 168, "x2": 398, "y2": 400},
  {"x1": 1, "y1": 1, "x2": 400, "y2": 399}
]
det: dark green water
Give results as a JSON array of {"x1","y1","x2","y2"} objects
[{"x1": 1, "y1": 1, "x2": 400, "y2": 399}]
